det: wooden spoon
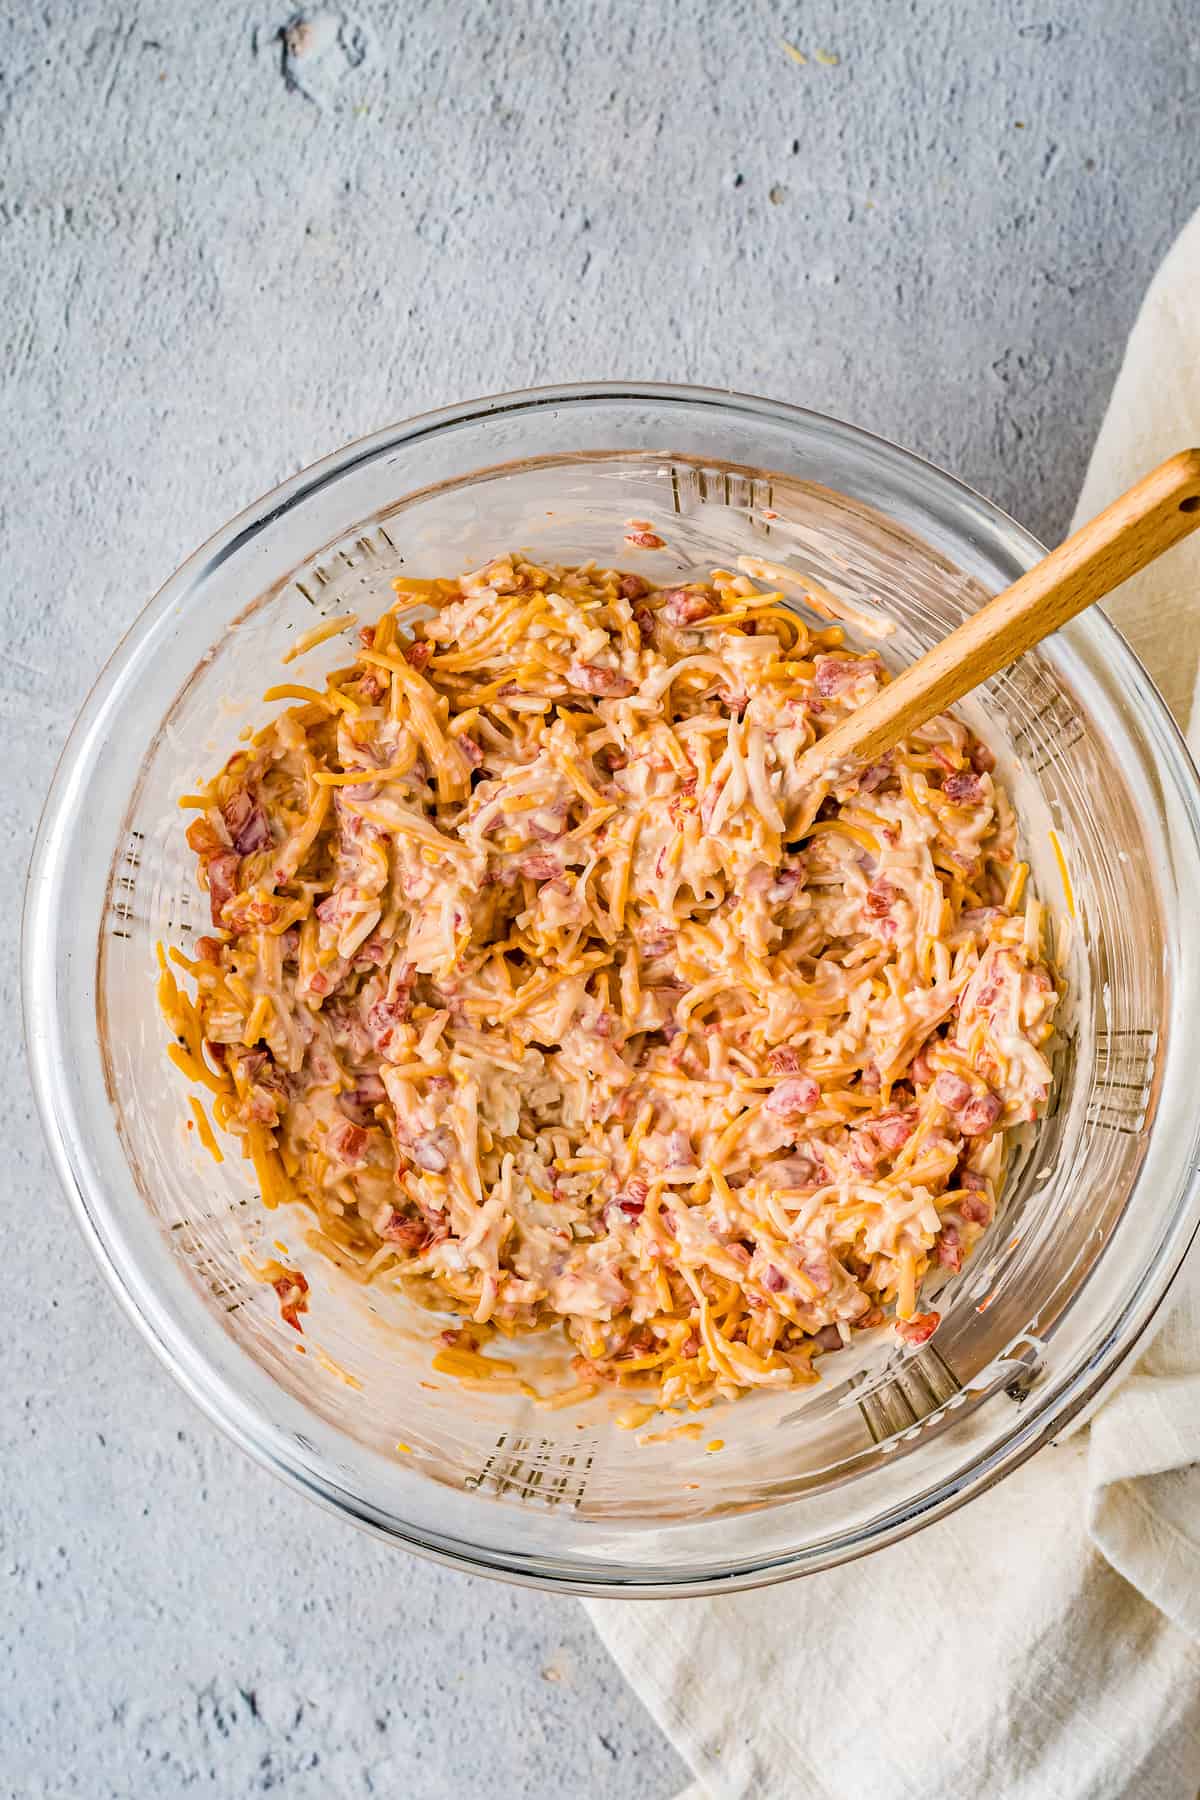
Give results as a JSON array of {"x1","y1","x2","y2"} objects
[{"x1": 789, "y1": 448, "x2": 1200, "y2": 789}]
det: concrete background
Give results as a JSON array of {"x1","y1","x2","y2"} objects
[{"x1": 3, "y1": 2, "x2": 1199, "y2": 1794}]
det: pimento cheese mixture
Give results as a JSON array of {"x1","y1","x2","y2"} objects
[{"x1": 160, "y1": 554, "x2": 1059, "y2": 1406}]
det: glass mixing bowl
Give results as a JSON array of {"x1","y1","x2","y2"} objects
[{"x1": 23, "y1": 384, "x2": 1200, "y2": 1596}]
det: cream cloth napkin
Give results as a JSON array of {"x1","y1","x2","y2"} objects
[{"x1": 586, "y1": 207, "x2": 1200, "y2": 1800}]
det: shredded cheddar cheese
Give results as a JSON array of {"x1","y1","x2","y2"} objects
[
  {"x1": 188, "y1": 1094, "x2": 223, "y2": 1162},
  {"x1": 162, "y1": 554, "x2": 1059, "y2": 1401},
  {"x1": 281, "y1": 613, "x2": 359, "y2": 664}
]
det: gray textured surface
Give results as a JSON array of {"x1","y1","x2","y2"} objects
[{"x1": 3, "y1": 2, "x2": 1199, "y2": 1795}]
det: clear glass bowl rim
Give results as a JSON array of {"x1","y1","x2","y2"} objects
[{"x1": 22, "y1": 379, "x2": 1200, "y2": 1597}]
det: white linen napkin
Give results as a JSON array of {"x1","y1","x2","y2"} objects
[{"x1": 586, "y1": 206, "x2": 1200, "y2": 1800}]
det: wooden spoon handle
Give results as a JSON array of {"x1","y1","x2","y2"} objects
[{"x1": 792, "y1": 448, "x2": 1200, "y2": 785}]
